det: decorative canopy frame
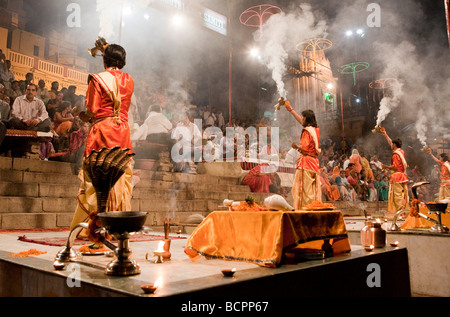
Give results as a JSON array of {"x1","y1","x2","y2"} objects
[
  {"x1": 239, "y1": 4, "x2": 282, "y2": 38},
  {"x1": 295, "y1": 38, "x2": 333, "y2": 54},
  {"x1": 369, "y1": 78, "x2": 398, "y2": 90},
  {"x1": 338, "y1": 62, "x2": 370, "y2": 86}
]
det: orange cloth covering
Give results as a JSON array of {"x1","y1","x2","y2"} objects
[
  {"x1": 401, "y1": 204, "x2": 450, "y2": 229},
  {"x1": 84, "y1": 68, "x2": 134, "y2": 156},
  {"x1": 184, "y1": 210, "x2": 350, "y2": 268}
]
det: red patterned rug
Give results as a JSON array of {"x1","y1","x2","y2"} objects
[{"x1": 17, "y1": 234, "x2": 186, "y2": 247}]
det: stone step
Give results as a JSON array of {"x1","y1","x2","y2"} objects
[
  {"x1": 0, "y1": 210, "x2": 209, "y2": 230},
  {"x1": 0, "y1": 182, "x2": 80, "y2": 198},
  {"x1": 0, "y1": 157, "x2": 74, "y2": 174}
]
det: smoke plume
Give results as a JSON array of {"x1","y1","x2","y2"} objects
[{"x1": 256, "y1": 3, "x2": 328, "y2": 98}]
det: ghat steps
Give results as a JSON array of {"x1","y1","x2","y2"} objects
[{"x1": 0, "y1": 157, "x2": 384, "y2": 230}]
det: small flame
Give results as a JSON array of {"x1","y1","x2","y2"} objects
[
  {"x1": 232, "y1": 268, "x2": 236, "y2": 272},
  {"x1": 156, "y1": 241, "x2": 164, "y2": 252},
  {"x1": 153, "y1": 278, "x2": 161, "y2": 288}
]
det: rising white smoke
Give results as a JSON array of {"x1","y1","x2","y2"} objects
[
  {"x1": 256, "y1": 3, "x2": 328, "y2": 98},
  {"x1": 376, "y1": 79, "x2": 404, "y2": 126},
  {"x1": 415, "y1": 108, "x2": 428, "y2": 147},
  {"x1": 96, "y1": 0, "x2": 121, "y2": 39}
]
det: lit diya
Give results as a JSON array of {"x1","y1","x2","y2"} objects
[
  {"x1": 221, "y1": 268, "x2": 236, "y2": 277},
  {"x1": 141, "y1": 280, "x2": 160, "y2": 294},
  {"x1": 364, "y1": 245, "x2": 375, "y2": 252}
]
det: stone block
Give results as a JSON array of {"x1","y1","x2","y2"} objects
[
  {"x1": 0, "y1": 170, "x2": 23, "y2": 183},
  {"x1": 38, "y1": 183, "x2": 79, "y2": 198},
  {"x1": 23, "y1": 172, "x2": 78, "y2": 184},
  {"x1": 56, "y1": 213, "x2": 74, "y2": 227},
  {"x1": 0, "y1": 197, "x2": 43, "y2": 213},
  {"x1": 0, "y1": 182, "x2": 38, "y2": 197},
  {"x1": 1, "y1": 213, "x2": 56, "y2": 229},
  {"x1": 12, "y1": 157, "x2": 73, "y2": 174},
  {"x1": 0, "y1": 157, "x2": 12, "y2": 170},
  {"x1": 42, "y1": 197, "x2": 74, "y2": 213}
]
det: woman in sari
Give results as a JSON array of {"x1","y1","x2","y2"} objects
[
  {"x1": 53, "y1": 101, "x2": 74, "y2": 138},
  {"x1": 320, "y1": 168, "x2": 340, "y2": 201}
]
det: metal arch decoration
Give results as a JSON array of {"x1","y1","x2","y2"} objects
[
  {"x1": 295, "y1": 38, "x2": 333, "y2": 73},
  {"x1": 239, "y1": 4, "x2": 282, "y2": 38},
  {"x1": 295, "y1": 38, "x2": 333, "y2": 54},
  {"x1": 338, "y1": 62, "x2": 370, "y2": 86},
  {"x1": 368, "y1": 78, "x2": 398, "y2": 90}
]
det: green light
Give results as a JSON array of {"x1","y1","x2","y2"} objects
[{"x1": 324, "y1": 93, "x2": 334, "y2": 103}]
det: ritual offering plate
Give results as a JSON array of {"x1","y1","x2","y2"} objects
[
  {"x1": 78, "y1": 243, "x2": 110, "y2": 256},
  {"x1": 302, "y1": 201, "x2": 335, "y2": 211}
]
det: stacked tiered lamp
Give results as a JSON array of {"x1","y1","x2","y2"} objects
[{"x1": 55, "y1": 146, "x2": 148, "y2": 276}]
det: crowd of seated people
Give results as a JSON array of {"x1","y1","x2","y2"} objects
[{"x1": 0, "y1": 73, "x2": 87, "y2": 171}]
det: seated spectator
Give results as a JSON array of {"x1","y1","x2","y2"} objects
[
  {"x1": 0, "y1": 60, "x2": 15, "y2": 90},
  {"x1": 132, "y1": 104, "x2": 173, "y2": 142},
  {"x1": 64, "y1": 85, "x2": 78, "y2": 107},
  {"x1": 335, "y1": 169, "x2": 356, "y2": 201},
  {"x1": 18, "y1": 80, "x2": 27, "y2": 94},
  {"x1": 258, "y1": 137, "x2": 278, "y2": 161},
  {"x1": 347, "y1": 169, "x2": 362, "y2": 198},
  {"x1": 48, "y1": 81, "x2": 59, "y2": 100},
  {"x1": 37, "y1": 79, "x2": 50, "y2": 104},
  {"x1": 7, "y1": 83, "x2": 51, "y2": 132},
  {"x1": 171, "y1": 112, "x2": 203, "y2": 170},
  {"x1": 25, "y1": 72, "x2": 33, "y2": 86},
  {"x1": 0, "y1": 120, "x2": 5, "y2": 148},
  {"x1": 0, "y1": 84, "x2": 10, "y2": 120},
  {"x1": 53, "y1": 101, "x2": 74, "y2": 138},
  {"x1": 46, "y1": 91, "x2": 64, "y2": 120},
  {"x1": 5, "y1": 80, "x2": 22, "y2": 103},
  {"x1": 320, "y1": 168, "x2": 340, "y2": 201},
  {"x1": 39, "y1": 136, "x2": 55, "y2": 160},
  {"x1": 242, "y1": 163, "x2": 277, "y2": 193},
  {"x1": 370, "y1": 155, "x2": 383, "y2": 174},
  {"x1": 378, "y1": 175, "x2": 389, "y2": 201},
  {"x1": 284, "y1": 144, "x2": 300, "y2": 166}
]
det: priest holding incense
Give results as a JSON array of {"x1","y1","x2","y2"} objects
[
  {"x1": 378, "y1": 127, "x2": 409, "y2": 213},
  {"x1": 283, "y1": 101, "x2": 322, "y2": 209},
  {"x1": 426, "y1": 149, "x2": 450, "y2": 200},
  {"x1": 69, "y1": 38, "x2": 135, "y2": 244}
]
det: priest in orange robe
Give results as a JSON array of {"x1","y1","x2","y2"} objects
[
  {"x1": 426, "y1": 149, "x2": 450, "y2": 200},
  {"x1": 69, "y1": 40, "x2": 135, "y2": 236},
  {"x1": 284, "y1": 103, "x2": 321, "y2": 210},
  {"x1": 379, "y1": 127, "x2": 409, "y2": 213}
]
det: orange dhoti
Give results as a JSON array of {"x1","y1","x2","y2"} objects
[
  {"x1": 439, "y1": 180, "x2": 450, "y2": 200},
  {"x1": 292, "y1": 168, "x2": 321, "y2": 210},
  {"x1": 387, "y1": 172, "x2": 409, "y2": 213}
]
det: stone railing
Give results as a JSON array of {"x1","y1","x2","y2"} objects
[{"x1": 6, "y1": 49, "x2": 88, "y2": 92}]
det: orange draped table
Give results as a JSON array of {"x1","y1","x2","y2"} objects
[{"x1": 184, "y1": 210, "x2": 351, "y2": 268}]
